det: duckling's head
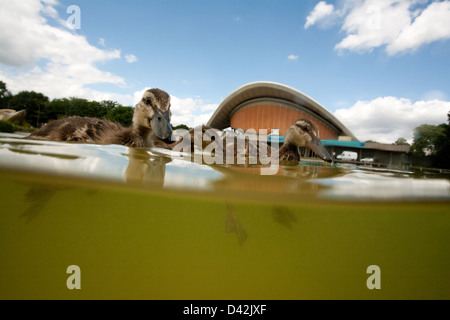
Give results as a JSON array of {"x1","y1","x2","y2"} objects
[
  {"x1": 133, "y1": 88, "x2": 173, "y2": 141},
  {"x1": 285, "y1": 119, "x2": 332, "y2": 163}
]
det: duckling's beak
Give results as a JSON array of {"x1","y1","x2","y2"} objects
[
  {"x1": 307, "y1": 135, "x2": 332, "y2": 163},
  {"x1": 151, "y1": 109, "x2": 174, "y2": 141}
]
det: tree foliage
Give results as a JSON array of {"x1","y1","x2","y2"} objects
[
  {"x1": 8, "y1": 91, "x2": 50, "y2": 127},
  {"x1": 394, "y1": 137, "x2": 409, "y2": 146},
  {"x1": 105, "y1": 106, "x2": 134, "y2": 127},
  {"x1": 172, "y1": 124, "x2": 190, "y2": 131},
  {"x1": 0, "y1": 80, "x2": 12, "y2": 106},
  {"x1": 0, "y1": 120, "x2": 15, "y2": 133},
  {"x1": 1, "y1": 80, "x2": 134, "y2": 129},
  {"x1": 411, "y1": 113, "x2": 450, "y2": 169}
]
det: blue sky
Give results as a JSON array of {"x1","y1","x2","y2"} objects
[{"x1": 1, "y1": 0, "x2": 450, "y2": 142}]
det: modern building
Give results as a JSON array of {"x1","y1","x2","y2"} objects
[
  {"x1": 207, "y1": 82, "x2": 410, "y2": 168},
  {"x1": 208, "y1": 81, "x2": 356, "y2": 140}
]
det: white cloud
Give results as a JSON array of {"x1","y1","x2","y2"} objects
[
  {"x1": 132, "y1": 88, "x2": 217, "y2": 127},
  {"x1": 170, "y1": 96, "x2": 217, "y2": 127},
  {"x1": 287, "y1": 54, "x2": 299, "y2": 61},
  {"x1": 133, "y1": 87, "x2": 152, "y2": 106},
  {"x1": 305, "y1": 0, "x2": 450, "y2": 55},
  {"x1": 125, "y1": 54, "x2": 138, "y2": 63},
  {"x1": 334, "y1": 96, "x2": 450, "y2": 143},
  {"x1": 387, "y1": 1, "x2": 450, "y2": 55},
  {"x1": 304, "y1": 1, "x2": 336, "y2": 29},
  {"x1": 422, "y1": 90, "x2": 448, "y2": 101},
  {"x1": 0, "y1": 0, "x2": 132, "y2": 105}
]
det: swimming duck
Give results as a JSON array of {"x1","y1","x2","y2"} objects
[
  {"x1": 279, "y1": 118, "x2": 332, "y2": 162},
  {"x1": 28, "y1": 89, "x2": 174, "y2": 148},
  {"x1": 178, "y1": 118, "x2": 332, "y2": 163}
]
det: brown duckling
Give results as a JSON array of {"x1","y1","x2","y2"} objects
[
  {"x1": 28, "y1": 89, "x2": 174, "y2": 148},
  {"x1": 179, "y1": 119, "x2": 332, "y2": 163},
  {"x1": 279, "y1": 118, "x2": 332, "y2": 162}
]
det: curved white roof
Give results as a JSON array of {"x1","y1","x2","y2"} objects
[{"x1": 207, "y1": 81, "x2": 357, "y2": 140}]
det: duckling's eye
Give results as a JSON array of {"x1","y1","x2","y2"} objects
[
  {"x1": 144, "y1": 97, "x2": 151, "y2": 104},
  {"x1": 296, "y1": 124, "x2": 308, "y2": 131}
]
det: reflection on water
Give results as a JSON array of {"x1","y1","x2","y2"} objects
[
  {"x1": 313, "y1": 170, "x2": 450, "y2": 200},
  {"x1": 1, "y1": 133, "x2": 448, "y2": 200},
  {"x1": 0, "y1": 133, "x2": 128, "y2": 182},
  {"x1": 0, "y1": 133, "x2": 449, "y2": 299},
  {"x1": 125, "y1": 148, "x2": 170, "y2": 188}
]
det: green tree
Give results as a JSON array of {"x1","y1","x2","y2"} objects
[
  {"x1": 173, "y1": 124, "x2": 190, "y2": 131},
  {"x1": 106, "y1": 106, "x2": 134, "y2": 127},
  {"x1": 45, "y1": 98, "x2": 132, "y2": 124},
  {"x1": 47, "y1": 98, "x2": 71, "y2": 119},
  {"x1": 86, "y1": 100, "x2": 104, "y2": 117},
  {"x1": 8, "y1": 91, "x2": 50, "y2": 127},
  {"x1": 0, "y1": 80, "x2": 12, "y2": 108},
  {"x1": 394, "y1": 137, "x2": 410, "y2": 146},
  {"x1": 410, "y1": 124, "x2": 443, "y2": 157},
  {"x1": 1, "y1": 81, "x2": 136, "y2": 129},
  {"x1": 433, "y1": 119, "x2": 450, "y2": 169},
  {"x1": 100, "y1": 100, "x2": 120, "y2": 111},
  {"x1": 66, "y1": 97, "x2": 91, "y2": 117},
  {"x1": 0, "y1": 120, "x2": 15, "y2": 133},
  {"x1": 411, "y1": 115, "x2": 450, "y2": 169}
]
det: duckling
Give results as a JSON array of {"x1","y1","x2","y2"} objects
[
  {"x1": 180, "y1": 119, "x2": 332, "y2": 163},
  {"x1": 28, "y1": 89, "x2": 174, "y2": 148},
  {"x1": 279, "y1": 119, "x2": 332, "y2": 162}
]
